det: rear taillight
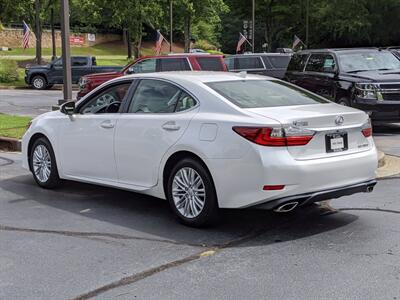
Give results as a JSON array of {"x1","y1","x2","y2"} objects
[
  {"x1": 233, "y1": 126, "x2": 314, "y2": 147},
  {"x1": 361, "y1": 119, "x2": 372, "y2": 138}
]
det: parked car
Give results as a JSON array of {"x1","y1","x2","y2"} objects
[
  {"x1": 22, "y1": 72, "x2": 377, "y2": 227},
  {"x1": 77, "y1": 54, "x2": 227, "y2": 99},
  {"x1": 25, "y1": 56, "x2": 120, "y2": 90},
  {"x1": 387, "y1": 46, "x2": 400, "y2": 60},
  {"x1": 285, "y1": 48, "x2": 400, "y2": 122},
  {"x1": 224, "y1": 53, "x2": 291, "y2": 79}
]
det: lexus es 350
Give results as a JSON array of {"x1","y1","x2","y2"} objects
[{"x1": 22, "y1": 72, "x2": 378, "y2": 226}]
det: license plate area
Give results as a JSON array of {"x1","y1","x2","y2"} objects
[{"x1": 325, "y1": 132, "x2": 348, "y2": 153}]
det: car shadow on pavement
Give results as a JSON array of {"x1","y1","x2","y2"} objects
[{"x1": 0, "y1": 174, "x2": 358, "y2": 248}]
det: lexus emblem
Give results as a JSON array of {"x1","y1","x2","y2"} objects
[{"x1": 335, "y1": 116, "x2": 344, "y2": 126}]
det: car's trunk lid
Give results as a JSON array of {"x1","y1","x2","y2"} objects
[{"x1": 246, "y1": 103, "x2": 372, "y2": 160}]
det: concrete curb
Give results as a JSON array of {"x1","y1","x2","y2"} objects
[
  {"x1": 378, "y1": 151, "x2": 385, "y2": 168},
  {"x1": 0, "y1": 137, "x2": 21, "y2": 152}
]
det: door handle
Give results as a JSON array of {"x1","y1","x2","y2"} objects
[
  {"x1": 100, "y1": 120, "x2": 114, "y2": 129},
  {"x1": 162, "y1": 121, "x2": 180, "y2": 131}
]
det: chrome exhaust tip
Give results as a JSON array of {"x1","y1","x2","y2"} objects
[
  {"x1": 274, "y1": 201, "x2": 299, "y2": 213},
  {"x1": 366, "y1": 186, "x2": 374, "y2": 193}
]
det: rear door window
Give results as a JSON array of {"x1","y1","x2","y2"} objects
[
  {"x1": 236, "y1": 56, "x2": 264, "y2": 70},
  {"x1": 268, "y1": 55, "x2": 291, "y2": 69},
  {"x1": 72, "y1": 57, "x2": 88, "y2": 67},
  {"x1": 159, "y1": 58, "x2": 191, "y2": 72},
  {"x1": 196, "y1": 57, "x2": 224, "y2": 71},
  {"x1": 261, "y1": 57, "x2": 273, "y2": 69},
  {"x1": 224, "y1": 57, "x2": 234, "y2": 70}
]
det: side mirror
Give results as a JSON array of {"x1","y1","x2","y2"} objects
[
  {"x1": 60, "y1": 101, "x2": 76, "y2": 115},
  {"x1": 127, "y1": 67, "x2": 135, "y2": 74}
]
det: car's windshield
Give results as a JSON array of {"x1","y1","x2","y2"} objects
[
  {"x1": 206, "y1": 80, "x2": 329, "y2": 108},
  {"x1": 338, "y1": 51, "x2": 400, "y2": 73}
]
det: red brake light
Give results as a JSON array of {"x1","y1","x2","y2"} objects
[
  {"x1": 263, "y1": 185, "x2": 285, "y2": 190},
  {"x1": 233, "y1": 126, "x2": 314, "y2": 147},
  {"x1": 361, "y1": 119, "x2": 372, "y2": 137}
]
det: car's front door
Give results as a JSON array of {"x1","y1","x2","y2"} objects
[
  {"x1": 114, "y1": 79, "x2": 199, "y2": 188},
  {"x1": 58, "y1": 81, "x2": 133, "y2": 182},
  {"x1": 49, "y1": 58, "x2": 64, "y2": 84},
  {"x1": 302, "y1": 53, "x2": 337, "y2": 100}
]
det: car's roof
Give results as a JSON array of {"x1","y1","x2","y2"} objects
[
  {"x1": 228, "y1": 53, "x2": 291, "y2": 58},
  {"x1": 121, "y1": 71, "x2": 270, "y2": 83},
  {"x1": 139, "y1": 53, "x2": 223, "y2": 59},
  {"x1": 296, "y1": 48, "x2": 390, "y2": 55}
]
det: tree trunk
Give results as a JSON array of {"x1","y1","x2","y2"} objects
[
  {"x1": 35, "y1": 0, "x2": 42, "y2": 64},
  {"x1": 184, "y1": 14, "x2": 191, "y2": 53},
  {"x1": 133, "y1": 23, "x2": 142, "y2": 58},
  {"x1": 127, "y1": 30, "x2": 132, "y2": 59}
]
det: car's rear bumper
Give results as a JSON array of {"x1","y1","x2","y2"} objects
[
  {"x1": 255, "y1": 179, "x2": 377, "y2": 210},
  {"x1": 207, "y1": 145, "x2": 378, "y2": 209}
]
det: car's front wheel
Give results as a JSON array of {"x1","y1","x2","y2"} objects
[
  {"x1": 167, "y1": 158, "x2": 219, "y2": 227},
  {"x1": 29, "y1": 137, "x2": 61, "y2": 188},
  {"x1": 31, "y1": 75, "x2": 47, "y2": 90}
]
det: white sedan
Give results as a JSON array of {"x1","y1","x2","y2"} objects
[{"x1": 22, "y1": 72, "x2": 378, "y2": 226}]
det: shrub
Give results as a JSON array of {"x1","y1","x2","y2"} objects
[
  {"x1": 0, "y1": 60, "x2": 19, "y2": 83},
  {"x1": 194, "y1": 39, "x2": 218, "y2": 51}
]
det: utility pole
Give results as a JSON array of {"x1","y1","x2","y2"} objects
[
  {"x1": 35, "y1": 0, "x2": 42, "y2": 64},
  {"x1": 51, "y1": 8, "x2": 56, "y2": 61},
  {"x1": 252, "y1": 0, "x2": 255, "y2": 53},
  {"x1": 170, "y1": 0, "x2": 173, "y2": 53},
  {"x1": 60, "y1": 0, "x2": 72, "y2": 103},
  {"x1": 306, "y1": 0, "x2": 309, "y2": 48}
]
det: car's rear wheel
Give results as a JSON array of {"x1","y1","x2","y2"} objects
[
  {"x1": 31, "y1": 75, "x2": 47, "y2": 90},
  {"x1": 29, "y1": 137, "x2": 61, "y2": 189},
  {"x1": 167, "y1": 158, "x2": 219, "y2": 227}
]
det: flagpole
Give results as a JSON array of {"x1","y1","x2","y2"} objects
[
  {"x1": 252, "y1": 0, "x2": 255, "y2": 53},
  {"x1": 170, "y1": 0, "x2": 173, "y2": 53}
]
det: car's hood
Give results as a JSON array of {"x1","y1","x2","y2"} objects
[
  {"x1": 26, "y1": 64, "x2": 51, "y2": 70},
  {"x1": 342, "y1": 69, "x2": 400, "y2": 82},
  {"x1": 84, "y1": 71, "x2": 122, "y2": 80}
]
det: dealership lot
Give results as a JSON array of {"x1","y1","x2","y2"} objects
[{"x1": 1, "y1": 89, "x2": 400, "y2": 299}]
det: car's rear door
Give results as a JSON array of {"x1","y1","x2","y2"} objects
[
  {"x1": 285, "y1": 53, "x2": 309, "y2": 86},
  {"x1": 71, "y1": 56, "x2": 90, "y2": 83},
  {"x1": 114, "y1": 78, "x2": 199, "y2": 188}
]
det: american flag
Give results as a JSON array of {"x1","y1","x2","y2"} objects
[
  {"x1": 155, "y1": 30, "x2": 165, "y2": 55},
  {"x1": 22, "y1": 21, "x2": 31, "y2": 49},
  {"x1": 236, "y1": 33, "x2": 248, "y2": 53}
]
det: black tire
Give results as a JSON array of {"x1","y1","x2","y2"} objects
[
  {"x1": 167, "y1": 158, "x2": 219, "y2": 227},
  {"x1": 337, "y1": 97, "x2": 351, "y2": 106},
  {"x1": 31, "y1": 75, "x2": 47, "y2": 90},
  {"x1": 29, "y1": 137, "x2": 61, "y2": 189}
]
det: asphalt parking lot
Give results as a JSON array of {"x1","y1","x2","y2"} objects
[
  {"x1": 1, "y1": 89, "x2": 400, "y2": 299},
  {"x1": 0, "y1": 151, "x2": 400, "y2": 299}
]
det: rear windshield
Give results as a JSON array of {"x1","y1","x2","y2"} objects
[
  {"x1": 206, "y1": 80, "x2": 329, "y2": 108},
  {"x1": 197, "y1": 57, "x2": 224, "y2": 71}
]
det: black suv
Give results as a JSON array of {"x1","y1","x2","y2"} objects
[
  {"x1": 225, "y1": 53, "x2": 291, "y2": 79},
  {"x1": 285, "y1": 48, "x2": 400, "y2": 122}
]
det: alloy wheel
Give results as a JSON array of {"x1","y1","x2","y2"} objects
[
  {"x1": 172, "y1": 167, "x2": 206, "y2": 218},
  {"x1": 33, "y1": 78, "x2": 44, "y2": 89},
  {"x1": 32, "y1": 144, "x2": 52, "y2": 183}
]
